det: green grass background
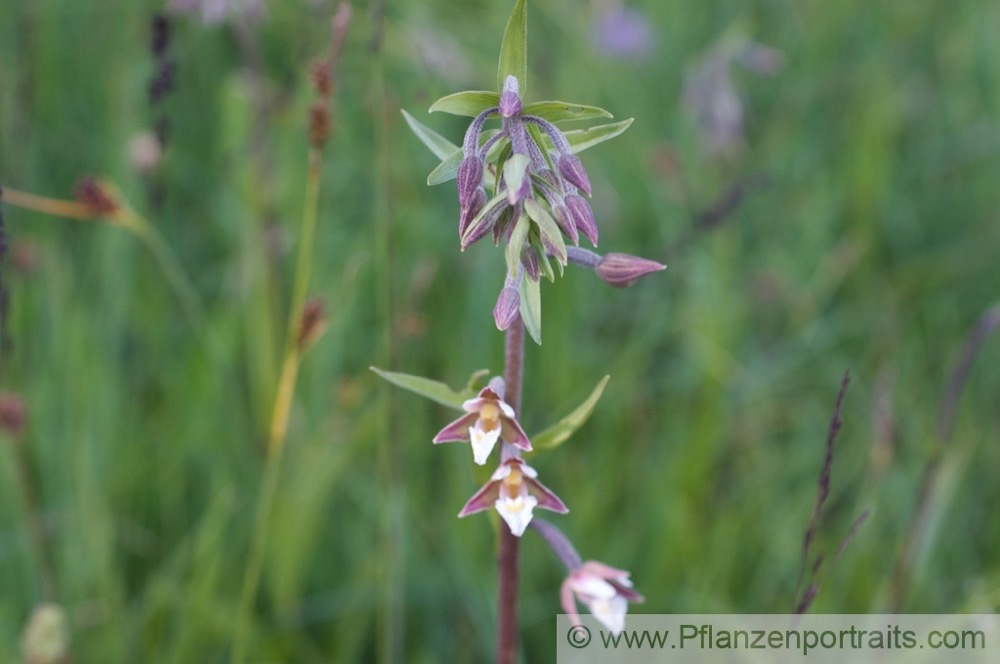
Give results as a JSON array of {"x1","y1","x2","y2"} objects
[{"x1": 1, "y1": 0, "x2": 998, "y2": 661}]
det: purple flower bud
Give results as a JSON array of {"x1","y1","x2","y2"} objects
[
  {"x1": 596, "y1": 252, "x2": 666, "y2": 288},
  {"x1": 552, "y1": 204, "x2": 580, "y2": 246},
  {"x1": 499, "y1": 75, "x2": 522, "y2": 118},
  {"x1": 459, "y1": 188, "x2": 487, "y2": 238},
  {"x1": 558, "y1": 154, "x2": 592, "y2": 197},
  {"x1": 457, "y1": 157, "x2": 484, "y2": 208},
  {"x1": 493, "y1": 286, "x2": 520, "y2": 331},
  {"x1": 566, "y1": 195, "x2": 599, "y2": 246},
  {"x1": 520, "y1": 247, "x2": 540, "y2": 281}
]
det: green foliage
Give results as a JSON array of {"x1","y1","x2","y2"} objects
[
  {"x1": 370, "y1": 367, "x2": 474, "y2": 409},
  {"x1": 531, "y1": 375, "x2": 610, "y2": 450},
  {"x1": 497, "y1": 0, "x2": 528, "y2": 93},
  {"x1": 1, "y1": 0, "x2": 999, "y2": 662}
]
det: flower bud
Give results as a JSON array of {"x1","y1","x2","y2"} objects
[
  {"x1": 459, "y1": 188, "x2": 487, "y2": 239},
  {"x1": 565, "y1": 195, "x2": 598, "y2": 246},
  {"x1": 596, "y1": 252, "x2": 666, "y2": 288},
  {"x1": 456, "y1": 156, "x2": 484, "y2": 208},
  {"x1": 520, "y1": 247, "x2": 540, "y2": 282},
  {"x1": 551, "y1": 203, "x2": 579, "y2": 246},
  {"x1": 499, "y1": 75, "x2": 522, "y2": 118},
  {"x1": 558, "y1": 154, "x2": 592, "y2": 196},
  {"x1": 493, "y1": 286, "x2": 520, "y2": 331}
]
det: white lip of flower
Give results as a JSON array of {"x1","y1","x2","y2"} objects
[
  {"x1": 562, "y1": 561, "x2": 643, "y2": 637},
  {"x1": 572, "y1": 576, "x2": 628, "y2": 634},
  {"x1": 493, "y1": 462, "x2": 539, "y2": 536},
  {"x1": 468, "y1": 401, "x2": 506, "y2": 465}
]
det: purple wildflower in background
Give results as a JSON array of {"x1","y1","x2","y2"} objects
[
  {"x1": 683, "y1": 34, "x2": 784, "y2": 157},
  {"x1": 592, "y1": 6, "x2": 654, "y2": 60}
]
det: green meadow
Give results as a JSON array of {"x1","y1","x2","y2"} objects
[{"x1": 1, "y1": 0, "x2": 998, "y2": 661}]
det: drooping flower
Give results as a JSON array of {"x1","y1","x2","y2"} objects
[
  {"x1": 459, "y1": 458, "x2": 568, "y2": 536},
  {"x1": 433, "y1": 387, "x2": 531, "y2": 465},
  {"x1": 561, "y1": 561, "x2": 644, "y2": 635}
]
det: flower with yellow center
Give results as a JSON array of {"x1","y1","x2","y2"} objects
[
  {"x1": 459, "y1": 458, "x2": 568, "y2": 536},
  {"x1": 433, "y1": 387, "x2": 531, "y2": 465}
]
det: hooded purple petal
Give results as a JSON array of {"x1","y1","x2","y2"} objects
[
  {"x1": 432, "y1": 412, "x2": 478, "y2": 443},
  {"x1": 526, "y1": 476, "x2": 569, "y2": 513},
  {"x1": 458, "y1": 478, "x2": 501, "y2": 517}
]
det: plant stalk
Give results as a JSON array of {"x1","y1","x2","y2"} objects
[{"x1": 497, "y1": 316, "x2": 524, "y2": 664}]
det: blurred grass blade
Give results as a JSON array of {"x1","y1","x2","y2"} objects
[
  {"x1": 497, "y1": 0, "x2": 527, "y2": 93},
  {"x1": 565, "y1": 119, "x2": 634, "y2": 154},
  {"x1": 518, "y1": 272, "x2": 542, "y2": 345},
  {"x1": 532, "y1": 375, "x2": 610, "y2": 450},
  {"x1": 370, "y1": 367, "x2": 470, "y2": 409},
  {"x1": 522, "y1": 101, "x2": 613, "y2": 123},
  {"x1": 429, "y1": 91, "x2": 500, "y2": 117},
  {"x1": 401, "y1": 109, "x2": 458, "y2": 160}
]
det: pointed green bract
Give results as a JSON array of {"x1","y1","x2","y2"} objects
[
  {"x1": 531, "y1": 375, "x2": 610, "y2": 450},
  {"x1": 429, "y1": 91, "x2": 500, "y2": 117},
  {"x1": 401, "y1": 109, "x2": 458, "y2": 160},
  {"x1": 497, "y1": 0, "x2": 527, "y2": 94},
  {"x1": 426, "y1": 130, "x2": 504, "y2": 186},
  {"x1": 518, "y1": 271, "x2": 542, "y2": 345},
  {"x1": 427, "y1": 148, "x2": 463, "y2": 186},
  {"x1": 461, "y1": 191, "x2": 508, "y2": 246},
  {"x1": 505, "y1": 212, "x2": 530, "y2": 274},
  {"x1": 370, "y1": 367, "x2": 472, "y2": 410},
  {"x1": 565, "y1": 118, "x2": 634, "y2": 154},
  {"x1": 524, "y1": 198, "x2": 567, "y2": 266},
  {"x1": 503, "y1": 154, "x2": 530, "y2": 204},
  {"x1": 521, "y1": 101, "x2": 614, "y2": 123}
]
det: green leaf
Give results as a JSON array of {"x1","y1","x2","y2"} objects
[
  {"x1": 565, "y1": 119, "x2": 634, "y2": 154},
  {"x1": 465, "y1": 369, "x2": 491, "y2": 392},
  {"x1": 503, "y1": 154, "x2": 530, "y2": 204},
  {"x1": 426, "y1": 130, "x2": 503, "y2": 187},
  {"x1": 529, "y1": 230, "x2": 556, "y2": 282},
  {"x1": 518, "y1": 273, "x2": 542, "y2": 345},
  {"x1": 497, "y1": 0, "x2": 527, "y2": 94},
  {"x1": 429, "y1": 91, "x2": 500, "y2": 117},
  {"x1": 505, "y1": 212, "x2": 530, "y2": 274},
  {"x1": 523, "y1": 198, "x2": 567, "y2": 266},
  {"x1": 521, "y1": 101, "x2": 614, "y2": 123},
  {"x1": 531, "y1": 375, "x2": 610, "y2": 450},
  {"x1": 524, "y1": 122, "x2": 555, "y2": 171},
  {"x1": 401, "y1": 109, "x2": 458, "y2": 161},
  {"x1": 370, "y1": 367, "x2": 471, "y2": 410}
]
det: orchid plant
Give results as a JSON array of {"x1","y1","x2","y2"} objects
[{"x1": 375, "y1": 1, "x2": 662, "y2": 660}]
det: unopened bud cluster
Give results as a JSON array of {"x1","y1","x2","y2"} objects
[{"x1": 456, "y1": 76, "x2": 605, "y2": 330}]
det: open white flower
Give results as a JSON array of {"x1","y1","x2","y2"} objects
[
  {"x1": 459, "y1": 458, "x2": 567, "y2": 536},
  {"x1": 433, "y1": 387, "x2": 531, "y2": 465},
  {"x1": 561, "y1": 561, "x2": 644, "y2": 635}
]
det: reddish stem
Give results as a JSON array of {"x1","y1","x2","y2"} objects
[{"x1": 496, "y1": 316, "x2": 524, "y2": 664}]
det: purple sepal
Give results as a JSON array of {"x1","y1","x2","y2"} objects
[
  {"x1": 559, "y1": 154, "x2": 592, "y2": 196},
  {"x1": 566, "y1": 195, "x2": 598, "y2": 246}
]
